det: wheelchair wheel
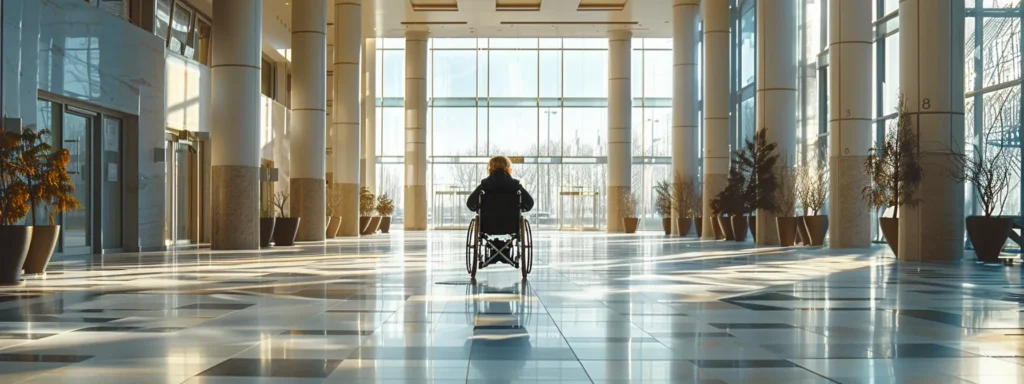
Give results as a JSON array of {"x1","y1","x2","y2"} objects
[
  {"x1": 519, "y1": 218, "x2": 533, "y2": 279},
  {"x1": 466, "y1": 218, "x2": 479, "y2": 279}
]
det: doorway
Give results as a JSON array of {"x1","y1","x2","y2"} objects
[{"x1": 164, "y1": 131, "x2": 205, "y2": 247}]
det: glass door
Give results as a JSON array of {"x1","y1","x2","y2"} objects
[
  {"x1": 62, "y1": 111, "x2": 93, "y2": 255},
  {"x1": 165, "y1": 139, "x2": 197, "y2": 246}
]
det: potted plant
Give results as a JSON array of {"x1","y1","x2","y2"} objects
[
  {"x1": 690, "y1": 182, "x2": 703, "y2": 238},
  {"x1": 711, "y1": 164, "x2": 746, "y2": 241},
  {"x1": 774, "y1": 167, "x2": 799, "y2": 246},
  {"x1": 376, "y1": 193, "x2": 395, "y2": 234},
  {"x1": 23, "y1": 129, "x2": 80, "y2": 274},
  {"x1": 325, "y1": 187, "x2": 342, "y2": 238},
  {"x1": 801, "y1": 156, "x2": 830, "y2": 246},
  {"x1": 359, "y1": 187, "x2": 378, "y2": 235},
  {"x1": 0, "y1": 130, "x2": 32, "y2": 284},
  {"x1": 736, "y1": 128, "x2": 780, "y2": 244},
  {"x1": 672, "y1": 174, "x2": 699, "y2": 237},
  {"x1": 654, "y1": 180, "x2": 673, "y2": 235},
  {"x1": 259, "y1": 206, "x2": 275, "y2": 247},
  {"x1": 862, "y1": 95, "x2": 922, "y2": 257},
  {"x1": 620, "y1": 190, "x2": 639, "y2": 234},
  {"x1": 946, "y1": 115, "x2": 1017, "y2": 263},
  {"x1": 271, "y1": 191, "x2": 300, "y2": 246}
]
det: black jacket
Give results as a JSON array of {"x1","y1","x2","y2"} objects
[{"x1": 466, "y1": 170, "x2": 534, "y2": 212}]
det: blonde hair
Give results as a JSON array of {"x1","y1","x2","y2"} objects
[{"x1": 488, "y1": 156, "x2": 512, "y2": 174}]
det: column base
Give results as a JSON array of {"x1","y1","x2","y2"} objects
[
  {"x1": 211, "y1": 165, "x2": 260, "y2": 250},
  {"x1": 607, "y1": 186, "x2": 629, "y2": 233},
  {"x1": 405, "y1": 185, "x2": 427, "y2": 230},
  {"x1": 899, "y1": 153, "x2": 965, "y2": 262},
  {"x1": 830, "y1": 156, "x2": 871, "y2": 248},
  {"x1": 333, "y1": 183, "x2": 360, "y2": 237},
  {"x1": 291, "y1": 178, "x2": 326, "y2": 242},
  {"x1": 702, "y1": 174, "x2": 727, "y2": 240}
]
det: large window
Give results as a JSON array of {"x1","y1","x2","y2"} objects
[
  {"x1": 153, "y1": 0, "x2": 211, "y2": 65},
  {"x1": 374, "y1": 38, "x2": 675, "y2": 229}
]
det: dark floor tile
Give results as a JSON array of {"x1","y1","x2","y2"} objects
[
  {"x1": 0, "y1": 354, "x2": 93, "y2": 363},
  {"x1": 0, "y1": 333, "x2": 57, "y2": 340},
  {"x1": 470, "y1": 346, "x2": 578, "y2": 361},
  {"x1": 74, "y1": 326, "x2": 143, "y2": 332},
  {"x1": 761, "y1": 343, "x2": 876, "y2": 358},
  {"x1": 650, "y1": 332, "x2": 734, "y2": 338},
  {"x1": 134, "y1": 327, "x2": 186, "y2": 333},
  {"x1": 708, "y1": 323, "x2": 796, "y2": 330},
  {"x1": 198, "y1": 358, "x2": 342, "y2": 378},
  {"x1": 870, "y1": 343, "x2": 978, "y2": 358},
  {"x1": 291, "y1": 289, "x2": 359, "y2": 300},
  {"x1": 717, "y1": 301, "x2": 790, "y2": 311},
  {"x1": 346, "y1": 346, "x2": 472, "y2": 360},
  {"x1": 175, "y1": 303, "x2": 254, "y2": 310},
  {"x1": 898, "y1": 310, "x2": 963, "y2": 327},
  {"x1": 690, "y1": 359, "x2": 797, "y2": 368},
  {"x1": 283, "y1": 329, "x2": 373, "y2": 336},
  {"x1": 81, "y1": 317, "x2": 120, "y2": 323},
  {"x1": 77, "y1": 309, "x2": 105, "y2": 313},
  {"x1": 727, "y1": 292, "x2": 801, "y2": 301}
]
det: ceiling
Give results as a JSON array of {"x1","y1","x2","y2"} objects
[{"x1": 256, "y1": 0, "x2": 674, "y2": 61}]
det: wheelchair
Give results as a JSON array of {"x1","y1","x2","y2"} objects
[{"x1": 465, "y1": 190, "x2": 534, "y2": 280}]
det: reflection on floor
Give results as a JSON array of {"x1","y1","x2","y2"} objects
[{"x1": 0, "y1": 231, "x2": 1021, "y2": 383}]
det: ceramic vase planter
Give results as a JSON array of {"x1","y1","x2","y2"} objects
[
  {"x1": 326, "y1": 216, "x2": 342, "y2": 238},
  {"x1": 718, "y1": 216, "x2": 735, "y2": 240},
  {"x1": 776, "y1": 217, "x2": 799, "y2": 247},
  {"x1": 804, "y1": 215, "x2": 829, "y2": 246},
  {"x1": 24, "y1": 225, "x2": 60, "y2": 274},
  {"x1": 623, "y1": 218, "x2": 639, "y2": 234},
  {"x1": 0, "y1": 226, "x2": 33, "y2": 285},
  {"x1": 731, "y1": 216, "x2": 748, "y2": 242},
  {"x1": 260, "y1": 218, "x2": 276, "y2": 247},
  {"x1": 379, "y1": 217, "x2": 392, "y2": 233},
  {"x1": 661, "y1": 218, "x2": 672, "y2": 235},
  {"x1": 966, "y1": 216, "x2": 1013, "y2": 263},
  {"x1": 879, "y1": 217, "x2": 899, "y2": 257},
  {"x1": 273, "y1": 218, "x2": 300, "y2": 246},
  {"x1": 796, "y1": 216, "x2": 810, "y2": 245},
  {"x1": 694, "y1": 217, "x2": 703, "y2": 238},
  {"x1": 676, "y1": 218, "x2": 692, "y2": 237}
]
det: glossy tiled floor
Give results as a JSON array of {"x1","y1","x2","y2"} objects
[{"x1": 0, "y1": 231, "x2": 1023, "y2": 383}]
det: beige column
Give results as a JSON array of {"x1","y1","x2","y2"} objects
[
  {"x1": 290, "y1": 0, "x2": 328, "y2": 242},
  {"x1": 210, "y1": 0, "x2": 262, "y2": 250},
  {"x1": 362, "y1": 37, "x2": 378, "y2": 194},
  {"x1": 755, "y1": 0, "x2": 797, "y2": 245},
  {"x1": 405, "y1": 30, "x2": 428, "y2": 230},
  {"x1": 701, "y1": 0, "x2": 729, "y2": 240},
  {"x1": 607, "y1": 30, "x2": 632, "y2": 233},
  {"x1": 899, "y1": 0, "x2": 965, "y2": 262},
  {"x1": 828, "y1": 0, "x2": 873, "y2": 248},
  {"x1": 326, "y1": 46, "x2": 335, "y2": 184},
  {"x1": 333, "y1": 0, "x2": 361, "y2": 236},
  {"x1": 673, "y1": 0, "x2": 700, "y2": 235}
]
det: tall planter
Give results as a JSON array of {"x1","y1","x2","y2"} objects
[
  {"x1": 796, "y1": 216, "x2": 810, "y2": 245},
  {"x1": 879, "y1": 217, "x2": 899, "y2": 257},
  {"x1": 747, "y1": 216, "x2": 757, "y2": 239},
  {"x1": 694, "y1": 217, "x2": 702, "y2": 238},
  {"x1": 623, "y1": 218, "x2": 639, "y2": 234},
  {"x1": 661, "y1": 218, "x2": 672, "y2": 235},
  {"x1": 804, "y1": 215, "x2": 829, "y2": 246},
  {"x1": 326, "y1": 216, "x2": 342, "y2": 238},
  {"x1": 711, "y1": 217, "x2": 723, "y2": 239},
  {"x1": 718, "y1": 216, "x2": 735, "y2": 240},
  {"x1": 273, "y1": 218, "x2": 300, "y2": 246},
  {"x1": 776, "y1": 217, "x2": 799, "y2": 247},
  {"x1": 360, "y1": 216, "x2": 382, "y2": 235},
  {"x1": 369, "y1": 217, "x2": 382, "y2": 234},
  {"x1": 260, "y1": 218, "x2": 276, "y2": 247},
  {"x1": 379, "y1": 217, "x2": 392, "y2": 233},
  {"x1": 676, "y1": 218, "x2": 692, "y2": 237},
  {"x1": 325, "y1": 217, "x2": 336, "y2": 239},
  {"x1": 731, "y1": 216, "x2": 748, "y2": 242},
  {"x1": 24, "y1": 225, "x2": 60, "y2": 274},
  {"x1": 0, "y1": 226, "x2": 32, "y2": 285},
  {"x1": 967, "y1": 216, "x2": 1013, "y2": 263}
]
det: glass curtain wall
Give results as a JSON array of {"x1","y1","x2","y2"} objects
[{"x1": 374, "y1": 38, "x2": 676, "y2": 229}]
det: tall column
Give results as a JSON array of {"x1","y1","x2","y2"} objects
[
  {"x1": 362, "y1": 37, "x2": 378, "y2": 194},
  {"x1": 326, "y1": 46, "x2": 334, "y2": 184},
  {"x1": 673, "y1": 0, "x2": 700, "y2": 235},
  {"x1": 607, "y1": 30, "x2": 632, "y2": 233},
  {"x1": 290, "y1": 0, "x2": 328, "y2": 242},
  {"x1": 899, "y1": 0, "x2": 965, "y2": 262},
  {"x1": 702, "y1": 0, "x2": 729, "y2": 240},
  {"x1": 210, "y1": 0, "x2": 262, "y2": 250},
  {"x1": 755, "y1": 0, "x2": 797, "y2": 245},
  {"x1": 334, "y1": 0, "x2": 361, "y2": 236},
  {"x1": 404, "y1": 30, "x2": 428, "y2": 230},
  {"x1": 828, "y1": 0, "x2": 873, "y2": 248}
]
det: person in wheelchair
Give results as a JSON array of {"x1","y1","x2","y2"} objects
[{"x1": 467, "y1": 156, "x2": 534, "y2": 264}]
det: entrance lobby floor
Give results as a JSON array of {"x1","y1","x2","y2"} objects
[{"x1": 0, "y1": 231, "x2": 1023, "y2": 383}]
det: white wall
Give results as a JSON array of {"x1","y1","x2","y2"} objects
[{"x1": 3, "y1": 0, "x2": 167, "y2": 251}]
